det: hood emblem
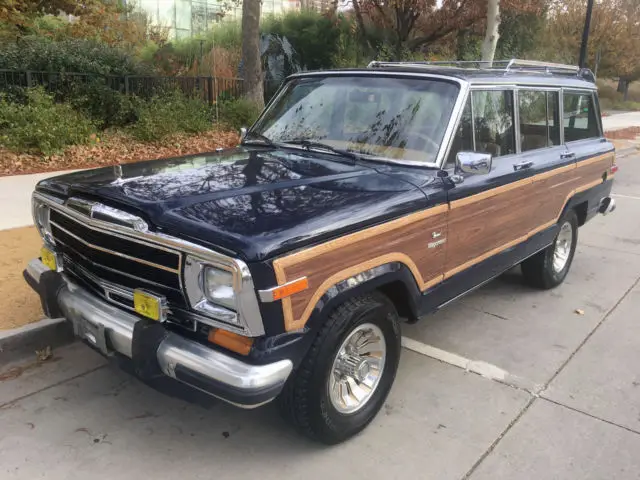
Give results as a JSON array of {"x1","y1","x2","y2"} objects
[{"x1": 66, "y1": 197, "x2": 148, "y2": 232}]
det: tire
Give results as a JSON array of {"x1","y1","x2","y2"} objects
[
  {"x1": 278, "y1": 292, "x2": 401, "y2": 444},
  {"x1": 521, "y1": 209, "x2": 579, "y2": 289}
]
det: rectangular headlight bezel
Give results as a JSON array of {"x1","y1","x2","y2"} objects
[{"x1": 184, "y1": 255, "x2": 240, "y2": 326}]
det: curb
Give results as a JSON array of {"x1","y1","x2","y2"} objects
[
  {"x1": 616, "y1": 146, "x2": 639, "y2": 159},
  {"x1": 0, "y1": 317, "x2": 75, "y2": 364}
]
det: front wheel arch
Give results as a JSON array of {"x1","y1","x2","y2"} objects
[{"x1": 303, "y1": 262, "x2": 421, "y2": 334}]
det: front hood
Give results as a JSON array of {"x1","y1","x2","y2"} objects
[{"x1": 37, "y1": 147, "x2": 431, "y2": 261}]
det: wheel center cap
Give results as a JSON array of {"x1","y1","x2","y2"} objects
[{"x1": 355, "y1": 360, "x2": 370, "y2": 381}]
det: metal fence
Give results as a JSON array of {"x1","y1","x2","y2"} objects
[{"x1": 0, "y1": 70, "x2": 244, "y2": 103}]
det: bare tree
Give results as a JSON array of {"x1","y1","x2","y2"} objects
[
  {"x1": 241, "y1": 0, "x2": 264, "y2": 109},
  {"x1": 481, "y1": 0, "x2": 501, "y2": 64}
]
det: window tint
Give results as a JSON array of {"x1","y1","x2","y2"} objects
[
  {"x1": 472, "y1": 90, "x2": 515, "y2": 157},
  {"x1": 563, "y1": 92, "x2": 600, "y2": 142},
  {"x1": 519, "y1": 90, "x2": 561, "y2": 151}
]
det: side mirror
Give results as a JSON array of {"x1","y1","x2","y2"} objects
[
  {"x1": 456, "y1": 151, "x2": 492, "y2": 175},
  {"x1": 240, "y1": 127, "x2": 247, "y2": 141}
]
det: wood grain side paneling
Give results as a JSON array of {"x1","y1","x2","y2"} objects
[
  {"x1": 273, "y1": 152, "x2": 614, "y2": 332},
  {"x1": 445, "y1": 153, "x2": 613, "y2": 278},
  {"x1": 274, "y1": 206, "x2": 448, "y2": 331}
]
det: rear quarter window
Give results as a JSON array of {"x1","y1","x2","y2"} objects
[{"x1": 563, "y1": 92, "x2": 601, "y2": 141}]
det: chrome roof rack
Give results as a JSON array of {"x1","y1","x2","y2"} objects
[{"x1": 367, "y1": 58, "x2": 587, "y2": 78}]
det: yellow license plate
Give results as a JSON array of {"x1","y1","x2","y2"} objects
[
  {"x1": 133, "y1": 290, "x2": 163, "y2": 321},
  {"x1": 41, "y1": 247, "x2": 57, "y2": 271}
]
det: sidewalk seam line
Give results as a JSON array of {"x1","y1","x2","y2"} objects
[
  {"x1": 540, "y1": 396, "x2": 640, "y2": 436},
  {"x1": 0, "y1": 364, "x2": 106, "y2": 409},
  {"x1": 461, "y1": 396, "x2": 537, "y2": 480},
  {"x1": 460, "y1": 274, "x2": 640, "y2": 480},
  {"x1": 540, "y1": 274, "x2": 640, "y2": 392}
]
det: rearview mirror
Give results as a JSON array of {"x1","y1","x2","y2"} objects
[
  {"x1": 456, "y1": 152, "x2": 492, "y2": 175},
  {"x1": 240, "y1": 127, "x2": 247, "y2": 140}
]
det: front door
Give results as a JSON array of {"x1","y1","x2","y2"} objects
[{"x1": 445, "y1": 88, "x2": 538, "y2": 285}]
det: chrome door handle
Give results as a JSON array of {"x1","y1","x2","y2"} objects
[
  {"x1": 513, "y1": 160, "x2": 534, "y2": 171},
  {"x1": 560, "y1": 152, "x2": 576, "y2": 160}
]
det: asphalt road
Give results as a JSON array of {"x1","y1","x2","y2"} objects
[{"x1": 1, "y1": 154, "x2": 640, "y2": 480}]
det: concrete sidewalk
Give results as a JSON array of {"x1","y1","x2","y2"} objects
[
  {"x1": 602, "y1": 111, "x2": 640, "y2": 132},
  {"x1": 0, "y1": 153, "x2": 639, "y2": 479},
  {"x1": 0, "y1": 170, "x2": 76, "y2": 231}
]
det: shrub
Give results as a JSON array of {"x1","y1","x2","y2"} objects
[
  {"x1": 71, "y1": 80, "x2": 139, "y2": 128},
  {"x1": 262, "y1": 11, "x2": 343, "y2": 70},
  {"x1": 218, "y1": 99, "x2": 262, "y2": 130},
  {"x1": 0, "y1": 36, "x2": 152, "y2": 76},
  {"x1": 129, "y1": 90, "x2": 213, "y2": 141},
  {"x1": 0, "y1": 88, "x2": 95, "y2": 155}
]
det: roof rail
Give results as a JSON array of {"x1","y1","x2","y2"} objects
[{"x1": 367, "y1": 59, "x2": 590, "y2": 79}]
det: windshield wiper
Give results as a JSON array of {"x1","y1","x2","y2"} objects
[
  {"x1": 285, "y1": 139, "x2": 360, "y2": 163},
  {"x1": 242, "y1": 131, "x2": 276, "y2": 147}
]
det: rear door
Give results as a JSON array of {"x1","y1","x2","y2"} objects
[{"x1": 562, "y1": 90, "x2": 615, "y2": 191}]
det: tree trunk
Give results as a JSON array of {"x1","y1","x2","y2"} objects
[
  {"x1": 481, "y1": 0, "x2": 501, "y2": 66},
  {"x1": 241, "y1": 0, "x2": 264, "y2": 109},
  {"x1": 617, "y1": 77, "x2": 630, "y2": 101}
]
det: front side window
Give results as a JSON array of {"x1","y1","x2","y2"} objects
[
  {"x1": 519, "y1": 90, "x2": 561, "y2": 151},
  {"x1": 251, "y1": 76, "x2": 460, "y2": 163},
  {"x1": 563, "y1": 92, "x2": 601, "y2": 142},
  {"x1": 446, "y1": 90, "x2": 515, "y2": 165},
  {"x1": 472, "y1": 90, "x2": 516, "y2": 157}
]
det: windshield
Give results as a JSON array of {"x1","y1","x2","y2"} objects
[{"x1": 250, "y1": 75, "x2": 460, "y2": 163}]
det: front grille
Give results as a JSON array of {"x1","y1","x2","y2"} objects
[{"x1": 49, "y1": 209, "x2": 188, "y2": 310}]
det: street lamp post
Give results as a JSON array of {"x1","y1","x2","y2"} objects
[{"x1": 578, "y1": 0, "x2": 595, "y2": 68}]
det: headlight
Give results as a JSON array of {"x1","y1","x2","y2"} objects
[
  {"x1": 32, "y1": 197, "x2": 54, "y2": 245},
  {"x1": 203, "y1": 267, "x2": 235, "y2": 311},
  {"x1": 184, "y1": 255, "x2": 239, "y2": 326}
]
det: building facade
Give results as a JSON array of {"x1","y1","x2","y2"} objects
[{"x1": 137, "y1": 0, "x2": 301, "y2": 39}]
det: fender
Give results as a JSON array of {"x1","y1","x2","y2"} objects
[{"x1": 302, "y1": 261, "x2": 422, "y2": 333}]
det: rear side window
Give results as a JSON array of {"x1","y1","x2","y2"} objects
[
  {"x1": 563, "y1": 92, "x2": 601, "y2": 141},
  {"x1": 519, "y1": 90, "x2": 561, "y2": 151}
]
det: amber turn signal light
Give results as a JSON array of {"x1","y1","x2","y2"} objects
[
  {"x1": 271, "y1": 277, "x2": 309, "y2": 301},
  {"x1": 208, "y1": 329, "x2": 254, "y2": 356}
]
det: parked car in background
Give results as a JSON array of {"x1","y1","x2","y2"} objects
[{"x1": 25, "y1": 59, "x2": 616, "y2": 444}]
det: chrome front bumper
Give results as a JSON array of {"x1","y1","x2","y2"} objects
[{"x1": 25, "y1": 259, "x2": 292, "y2": 408}]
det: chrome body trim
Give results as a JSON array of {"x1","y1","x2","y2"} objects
[
  {"x1": 157, "y1": 335, "x2": 292, "y2": 392},
  {"x1": 33, "y1": 192, "x2": 265, "y2": 337},
  {"x1": 51, "y1": 220, "x2": 179, "y2": 274},
  {"x1": 26, "y1": 259, "x2": 291, "y2": 408},
  {"x1": 183, "y1": 255, "x2": 240, "y2": 326},
  {"x1": 67, "y1": 197, "x2": 149, "y2": 231}
]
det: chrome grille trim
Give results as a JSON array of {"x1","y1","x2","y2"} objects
[
  {"x1": 51, "y1": 220, "x2": 180, "y2": 274},
  {"x1": 57, "y1": 238, "x2": 178, "y2": 293},
  {"x1": 34, "y1": 191, "x2": 265, "y2": 337}
]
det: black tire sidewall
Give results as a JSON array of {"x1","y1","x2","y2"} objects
[
  {"x1": 544, "y1": 211, "x2": 579, "y2": 285},
  {"x1": 310, "y1": 295, "x2": 401, "y2": 443}
]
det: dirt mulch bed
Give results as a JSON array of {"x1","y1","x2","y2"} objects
[
  {"x1": 0, "y1": 226, "x2": 44, "y2": 330},
  {"x1": 0, "y1": 129, "x2": 240, "y2": 177}
]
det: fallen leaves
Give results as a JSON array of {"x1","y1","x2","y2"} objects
[
  {"x1": 606, "y1": 126, "x2": 640, "y2": 140},
  {"x1": 0, "y1": 346, "x2": 56, "y2": 382},
  {"x1": 0, "y1": 129, "x2": 240, "y2": 177}
]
